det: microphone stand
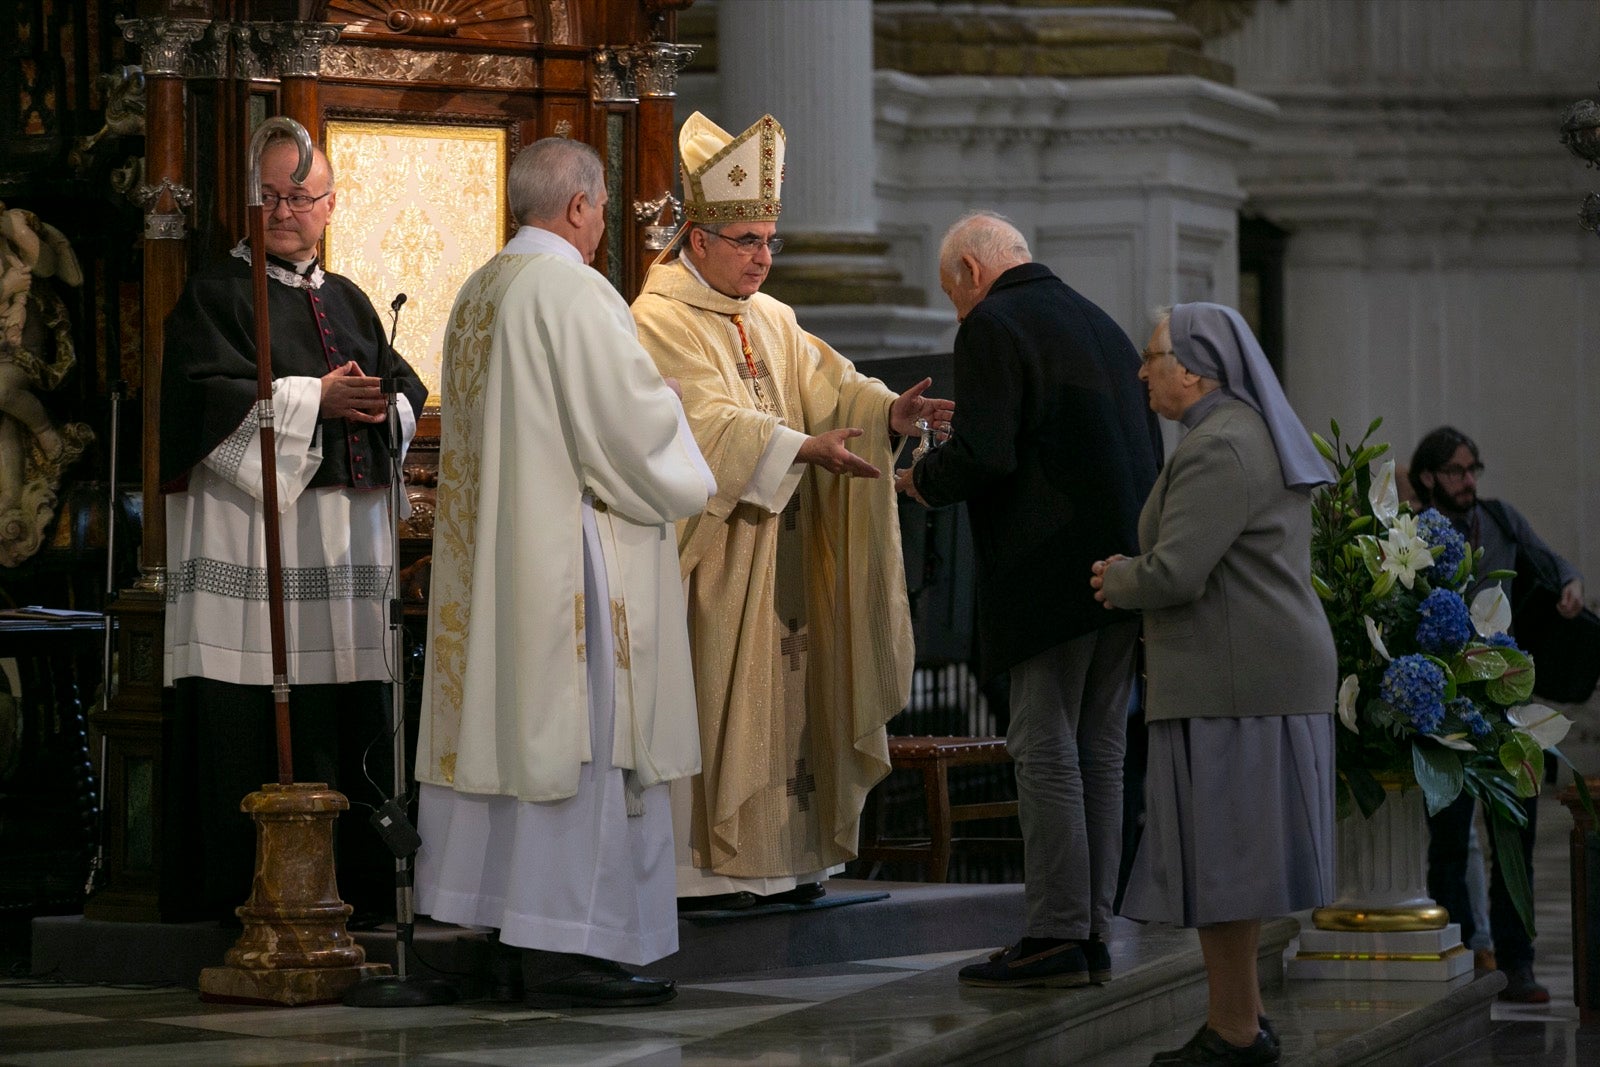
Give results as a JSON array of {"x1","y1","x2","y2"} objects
[{"x1": 344, "y1": 297, "x2": 455, "y2": 1008}]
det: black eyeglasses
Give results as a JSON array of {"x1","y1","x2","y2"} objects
[
  {"x1": 1437, "y1": 462, "x2": 1484, "y2": 479},
  {"x1": 708, "y1": 231, "x2": 784, "y2": 255},
  {"x1": 262, "y1": 191, "x2": 331, "y2": 213}
]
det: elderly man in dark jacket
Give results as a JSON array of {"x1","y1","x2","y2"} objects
[{"x1": 897, "y1": 212, "x2": 1160, "y2": 988}]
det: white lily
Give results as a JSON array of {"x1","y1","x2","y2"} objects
[
  {"x1": 1378, "y1": 512, "x2": 1430, "y2": 590},
  {"x1": 1364, "y1": 615, "x2": 1392, "y2": 661},
  {"x1": 1434, "y1": 733, "x2": 1479, "y2": 752},
  {"x1": 1369, "y1": 459, "x2": 1399, "y2": 526},
  {"x1": 1337, "y1": 674, "x2": 1360, "y2": 733},
  {"x1": 1507, "y1": 704, "x2": 1573, "y2": 748},
  {"x1": 1471, "y1": 585, "x2": 1512, "y2": 638}
]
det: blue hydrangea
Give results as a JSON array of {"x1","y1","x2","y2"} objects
[
  {"x1": 1381, "y1": 654, "x2": 1447, "y2": 733},
  {"x1": 1415, "y1": 588, "x2": 1474, "y2": 655},
  {"x1": 1448, "y1": 696, "x2": 1492, "y2": 738},
  {"x1": 1488, "y1": 631, "x2": 1521, "y2": 652},
  {"x1": 1417, "y1": 508, "x2": 1468, "y2": 582}
]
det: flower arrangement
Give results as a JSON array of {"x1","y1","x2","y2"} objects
[{"x1": 1311, "y1": 419, "x2": 1590, "y2": 931}]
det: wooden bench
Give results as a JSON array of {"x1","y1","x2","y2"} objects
[{"x1": 858, "y1": 735, "x2": 1020, "y2": 882}]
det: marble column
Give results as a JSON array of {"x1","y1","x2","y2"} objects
[{"x1": 715, "y1": 0, "x2": 947, "y2": 360}]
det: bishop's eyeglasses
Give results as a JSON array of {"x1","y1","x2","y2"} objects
[
  {"x1": 708, "y1": 231, "x2": 785, "y2": 256},
  {"x1": 261, "y1": 191, "x2": 332, "y2": 213}
]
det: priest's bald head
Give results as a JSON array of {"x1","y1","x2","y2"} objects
[
  {"x1": 259, "y1": 135, "x2": 336, "y2": 263},
  {"x1": 509, "y1": 137, "x2": 609, "y2": 265}
]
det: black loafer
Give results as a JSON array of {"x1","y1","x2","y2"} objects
[
  {"x1": 678, "y1": 891, "x2": 761, "y2": 912},
  {"x1": 958, "y1": 941, "x2": 1089, "y2": 988},
  {"x1": 524, "y1": 964, "x2": 676, "y2": 1009},
  {"x1": 1153, "y1": 1018, "x2": 1277, "y2": 1065},
  {"x1": 1150, "y1": 1026, "x2": 1278, "y2": 1065},
  {"x1": 765, "y1": 882, "x2": 825, "y2": 905}
]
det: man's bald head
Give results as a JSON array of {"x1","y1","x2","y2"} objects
[{"x1": 937, "y1": 212, "x2": 1031, "y2": 321}]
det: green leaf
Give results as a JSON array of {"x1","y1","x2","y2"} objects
[
  {"x1": 1451, "y1": 646, "x2": 1508, "y2": 683},
  {"x1": 1331, "y1": 417, "x2": 1343, "y2": 438},
  {"x1": 1489, "y1": 808, "x2": 1536, "y2": 940},
  {"x1": 1349, "y1": 515, "x2": 1374, "y2": 533},
  {"x1": 1482, "y1": 569, "x2": 1517, "y2": 581},
  {"x1": 1312, "y1": 432, "x2": 1336, "y2": 462},
  {"x1": 1370, "y1": 569, "x2": 1396, "y2": 599},
  {"x1": 1342, "y1": 765, "x2": 1388, "y2": 819},
  {"x1": 1311, "y1": 573, "x2": 1333, "y2": 601},
  {"x1": 1412, "y1": 744, "x2": 1466, "y2": 815},
  {"x1": 1499, "y1": 732, "x2": 1544, "y2": 797},
  {"x1": 1485, "y1": 649, "x2": 1535, "y2": 705},
  {"x1": 1365, "y1": 416, "x2": 1383, "y2": 437}
]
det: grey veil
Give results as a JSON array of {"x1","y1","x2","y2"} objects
[{"x1": 1169, "y1": 302, "x2": 1331, "y2": 491}]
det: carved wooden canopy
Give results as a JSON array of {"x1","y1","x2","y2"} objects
[{"x1": 325, "y1": 0, "x2": 573, "y2": 44}]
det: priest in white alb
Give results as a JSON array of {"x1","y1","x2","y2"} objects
[
  {"x1": 414, "y1": 137, "x2": 714, "y2": 1008},
  {"x1": 631, "y1": 113, "x2": 950, "y2": 909}
]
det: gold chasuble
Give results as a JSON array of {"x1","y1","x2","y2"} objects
[{"x1": 633, "y1": 261, "x2": 915, "y2": 879}]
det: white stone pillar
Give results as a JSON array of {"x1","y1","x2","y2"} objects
[
  {"x1": 712, "y1": 0, "x2": 948, "y2": 360},
  {"x1": 718, "y1": 0, "x2": 874, "y2": 236}
]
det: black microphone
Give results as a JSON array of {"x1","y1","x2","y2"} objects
[{"x1": 381, "y1": 294, "x2": 407, "y2": 395}]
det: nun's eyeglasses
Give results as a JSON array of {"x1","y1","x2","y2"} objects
[{"x1": 1139, "y1": 348, "x2": 1176, "y2": 363}]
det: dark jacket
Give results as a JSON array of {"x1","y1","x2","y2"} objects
[
  {"x1": 912, "y1": 262, "x2": 1160, "y2": 677},
  {"x1": 159, "y1": 252, "x2": 427, "y2": 492}
]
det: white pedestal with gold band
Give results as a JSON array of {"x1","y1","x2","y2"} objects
[{"x1": 1287, "y1": 781, "x2": 1473, "y2": 982}]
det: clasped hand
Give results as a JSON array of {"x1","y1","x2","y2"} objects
[
  {"x1": 1089, "y1": 554, "x2": 1127, "y2": 609},
  {"x1": 320, "y1": 361, "x2": 386, "y2": 423}
]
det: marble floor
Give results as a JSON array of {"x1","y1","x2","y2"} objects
[{"x1": 1, "y1": 785, "x2": 1596, "y2": 1066}]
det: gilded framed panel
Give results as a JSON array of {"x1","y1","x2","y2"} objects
[{"x1": 323, "y1": 120, "x2": 509, "y2": 412}]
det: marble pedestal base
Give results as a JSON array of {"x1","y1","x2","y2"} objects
[
  {"x1": 199, "y1": 962, "x2": 391, "y2": 1005},
  {"x1": 1288, "y1": 924, "x2": 1474, "y2": 981},
  {"x1": 198, "y1": 782, "x2": 391, "y2": 1005}
]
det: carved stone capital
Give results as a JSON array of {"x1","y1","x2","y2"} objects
[
  {"x1": 186, "y1": 20, "x2": 232, "y2": 80},
  {"x1": 116, "y1": 16, "x2": 209, "y2": 77},
  {"x1": 253, "y1": 21, "x2": 343, "y2": 79},
  {"x1": 592, "y1": 47, "x2": 636, "y2": 103},
  {"x1": 230, "y1": 22, "x2": 268, "y2": 81},
  {"x1": 631, "y1": 41, "x2": 698, "y2": 99}
]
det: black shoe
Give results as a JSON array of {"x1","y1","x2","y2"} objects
[
  {"x1": 1498, "y1": 966, "x2": 1550, "y2": 1004},
  {"x1": 347, "y1": 910, "x2": 390, "y2": 932},
  {"x1": 1154, "y1": 1018, "x2": 1278, "y2": 1065},
  {"x1": 958, "y1": 941, "x2": 1089, "y2": 989},
  {"x1": 765, "y1": 882, "x2": 825, "y2": 905},
  {"x1": 1150, "y1": 1026, "x2": 1278, "y2": 1065},
  {"x1": 677, "y1": 891, "x2": 761, "y2": 912},
  {"x1": 1078, "y1": 935, "x2": 1111, "y2": 983},
  {"x1": 522, "y1": 958, "x2": 676, "y2": 1009},
  {"x1": 486, "y1": 934, "x2": 524, "y2": 1003}
]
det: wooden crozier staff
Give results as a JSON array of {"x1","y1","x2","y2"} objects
[
  {"x1": 199, "y1": 116, "x2": 379, "y2": 1003},
  {"x1": 247, "y1": 115, "x2": 308, "y2": 786}
]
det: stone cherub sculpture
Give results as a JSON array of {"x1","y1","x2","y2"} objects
[{"x1": 0, "y1": 205, "x2": 94, "y2": 567}]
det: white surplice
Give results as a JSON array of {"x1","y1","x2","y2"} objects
[
  {"x1": 415, "y1": 226, "x2": 714, "y2": 962},
  {"x1": 164, "y1": 375, "x2": 416, "y2": 687}
]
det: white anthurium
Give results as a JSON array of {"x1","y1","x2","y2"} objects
[
  {"x1": 1364, "y1": 615, "x2": 1392, "y2": 661},
  {"x1": 1471, "y1": 585, "x2": 1512, "y2": 638},
  {"x1": 1369, "y1": 459, "x2": 1399, "y2": 526},
  {"x1": 1434, "y1": 733, "x2": 1479, "y2": 752},
  {"x1": 1337, "y1": 674, "x2": 1360, "y2": 733},
  {"x1": 1378, "y1": 512, "x2": 1430, "y2": 590},
  {"x1": 1508, "y1": 704, "x2": 1573, "y2": 748}
]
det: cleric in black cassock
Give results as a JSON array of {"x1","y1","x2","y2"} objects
[{"x1": 158, "y1": 135, "x2": 426, "y2": 923}]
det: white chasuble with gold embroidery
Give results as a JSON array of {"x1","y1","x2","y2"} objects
[
  {"x1": 416, "y1": 242, "x2": 710, "y2": 804},
  {"x1": 632, "y1": 259, "x2": 916, "y2": 882}
]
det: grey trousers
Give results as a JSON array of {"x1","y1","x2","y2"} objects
[{"x1": 1007, "y1": 621, "x2": 1138, "y2": 940}]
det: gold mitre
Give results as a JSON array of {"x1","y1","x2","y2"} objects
[{"x1": 680, "y1": 112, "x2": 785, "y2": 224}]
